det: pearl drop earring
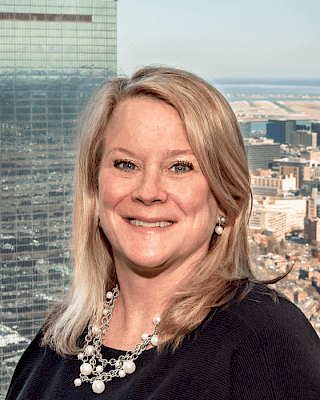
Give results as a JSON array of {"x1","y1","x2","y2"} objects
[{"x1": 215, "y1": 215, "x2": 226, "y2": 235}]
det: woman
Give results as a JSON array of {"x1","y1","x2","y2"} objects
[{"x1": 6, "y1": 66, "x2": 320, "y2": 399}]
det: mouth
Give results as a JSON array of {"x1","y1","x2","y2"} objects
[{"x1": 126, "y1": 218, "x2": 174, "y2": 228}]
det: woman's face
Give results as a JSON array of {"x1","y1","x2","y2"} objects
[{"x1": 98, "y1": 98, "x2": 220, "y2": 275}]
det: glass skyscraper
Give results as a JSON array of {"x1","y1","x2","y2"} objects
[{"x1": 0, "y1": 0, "x2": 117, "y2": 394}]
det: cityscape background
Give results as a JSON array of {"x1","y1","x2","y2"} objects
[{"x1": 1, "y1": 0, "x2": 320, "y2": 397}]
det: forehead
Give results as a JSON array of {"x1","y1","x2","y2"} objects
[{"x1": 104, "y1": 98, "x2": 191, "y2": 151}]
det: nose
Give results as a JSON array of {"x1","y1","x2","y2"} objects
[{"x1": 131, "y1": 168, "x2": 168, "y2": 205}]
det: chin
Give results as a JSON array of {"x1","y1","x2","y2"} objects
[{"x1": 122, "y1": 250, "x2": 174, "y2": 272}]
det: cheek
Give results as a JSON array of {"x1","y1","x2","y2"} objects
[
  {"x1": 98, "y1": 173, "x2": 128, "y2": 208},
  {"x1": 175, "y1": 181, "x2": 217, "y2": 218}
]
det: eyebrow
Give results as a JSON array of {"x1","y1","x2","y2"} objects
[{"x1": 106, "y1": 147, "x2": 194, "y2": 158}]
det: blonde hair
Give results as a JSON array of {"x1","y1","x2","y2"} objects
[{"x1": 43, "y1": 66, "x2": 255, "y2": 354}]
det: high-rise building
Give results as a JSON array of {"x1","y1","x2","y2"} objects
[
  {"x1": 0, "y1": 0, "x2": 117, "y2": 394},
  {"x1": 238, "y1": 121, "x2": 251, "y2": 138},
  {"x1": 266, "y1": 119, "x2": 296, "y2": 144}
]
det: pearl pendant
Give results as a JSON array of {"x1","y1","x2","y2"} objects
[
  {"x1": 153, "y1": 315, "x2": 161, "y2": 325},
  {"x1": 96, "y1": 365, "x2": 104, "y2": 374},
  {"x1": 85, "y1": 345, "x2": 94, "y2": 356},
  {"x1": 151, "y1": 335, "x2": 159, "y2": 346},
  {"x1": 141, "y1": 333, "x2": 149, "y2": 341},
  {"x1": 92, "y1": 325, "x2": 100, "y2": 335},
  {"x1": 215, "y1": 225, "x2": 223, "y2": 235},
  {"x1": 80, "y1": 363, "x2": 93, "y2": 376},
  {"x1": 119, "y1": 369, "x2": 126, "y2": 378},
  {"x1": 123, "y1": 360, "x2": 136, "y2": 374},
  {"x1": 92, "y1": 380, "x2": 105, "y2": 394}
]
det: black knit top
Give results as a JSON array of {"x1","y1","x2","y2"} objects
[{"x1": 6, "y1": 283, "x2": 320, "y2": 400}]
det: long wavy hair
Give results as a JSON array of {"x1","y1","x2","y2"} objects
[{"x1": 43, "y1": 66, "x2": 258, "y2": 354}]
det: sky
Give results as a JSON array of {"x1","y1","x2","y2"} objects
[{"x1": 117, "y1": 0, "x2": 320, "y2": 81}]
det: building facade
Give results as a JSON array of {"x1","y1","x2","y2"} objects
[
  {"x1": 243, "y1": 138, "x2": 281, "y2": 171},
  {"x1": 292, "y1": 130, "x2": 317, "y2": 148},
  {"x1": 0, "y1": 0, "x2": 117, "y2": 394},
  {"x1": 251, "y1": 173, "x2": 296, "y2": 196},
  {"x1": 266, "y1": 119, "x2": 296, "y2": 144},
  {"x1": 311, "y1": 121, "x2": 320, "y2": 147},
  {"x1": 251, "y1": 197, "x2": 307, "y2": 240},
  {"x1": 238, "y1": 120, "x2": 251, "y2": 138},
  {"x1": 273, "y1": 158, "x2": 311, "y2": 189}
]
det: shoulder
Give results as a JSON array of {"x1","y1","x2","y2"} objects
[
  {"x1": 197, "y1": 281, "x2": 320, "y2": 372},
  {"x1": 222, "y1": 282, "x2": 308, "y2": 324},
  {"x1": 208, "y1": 282, "x2": 319, "y2": 343},
  {"x1": 6, "y1": 330, "x2": 68, "y2": 400},
  {"x1": 198, "y1": 282, "x2": 320, "y2": 398}
]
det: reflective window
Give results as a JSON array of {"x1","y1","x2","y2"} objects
[{"x1": 0, "y1": 0, "x2": 117, "y2": 395}]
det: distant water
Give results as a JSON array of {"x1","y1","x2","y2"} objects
[{"x1": 211, "y1": 78, "x2": 320, "y2": 102}]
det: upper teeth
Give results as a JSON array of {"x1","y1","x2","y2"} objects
[{"x1": 129, "y1": 219, "x2": 173, "y2": 227}]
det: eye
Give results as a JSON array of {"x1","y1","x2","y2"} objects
[
  {"x1": 114, "y1": 160, "x2": 137, "y2": 172},
  {"x1": 170, "y1": 161, "x2": 193, "y2": 174}
]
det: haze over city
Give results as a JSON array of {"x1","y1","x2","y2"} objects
[{"x1": 117, "y1": 0, "x2": 320, "y2": 80}]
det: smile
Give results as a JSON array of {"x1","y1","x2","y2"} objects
[{"x1": 127, "y1": 219, "x2": 173, "y2": 228}]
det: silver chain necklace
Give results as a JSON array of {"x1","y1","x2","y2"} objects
[{"x1": 74, "y1": 285, "x2": 160, "y2": 394}]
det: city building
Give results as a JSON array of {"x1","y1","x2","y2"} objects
[
  {"x1": 251, "y1": 173, "x2": 296, "y2": 196},
  {"x1": 305, "y1": 189, "x2": 320, "y2": 245},
  {"x1": 272, "y1": 158, "x2": 311, "y2": 189},
  {"x1": 292, "y1": 130, "x2": 317, "y2": 148},
  {"x1": 0, "y1": 0, "x2": 117, "y2": 394},
  {"x1": 251, "y1": 168, "x2": 272, "y2": 177},
  {"x1": 238, "y1": 121, "x2": 251, "y2": 138},
  {"x1": 306, "y1": 219, "x2": 320, "y2": 245},
  {"x1": 266, "y1": 119, "x2": 296, "y2": 144},
  {"x1": 300, "y1": 150, "x2": 320, "y2": 162},
  {"x1": 311, "y1": 121, "x2": 320, "y2": 146},
  {"x1": 249, "y1": 209, "x2": 287, "y2": 240},
  {"x1": 244, "y1": 138, "x2": 281, "y2": 170},
  {"x1": 250, "y1": 196, "x2": 307, "y2": 240}
]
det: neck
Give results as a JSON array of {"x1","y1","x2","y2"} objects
[{"x1": 103, "y1": 257, "x2": 197, "y2": 350}]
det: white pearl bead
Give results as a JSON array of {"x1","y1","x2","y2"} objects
[
  {"x1": 103, "y1": 308, "x2": 108, "y2": 315},
  {"x1": 77, "y1": 353, "x2": 84, "y2": 360},
  {"x1": 74, "y1": 378, "x2": 82, "y2": 387},
  {"x1": 96, "y1": 365, "x2": 103, "y2": 374},
  {"x1": 80, "y1": 363, "x2": 93, "y2": 376},
  {"x1": 92, "y1": 325, "x2": 100, "y2": 335},
  {"x1": 92, "y1": 380, "x2": 105, "y2": 394},
  {"x1": 85, "y1": 345, "x2": 94, "y2": 356},
  {"x1": 119, "y1": 369, "x2": 126, "y2": 378},
  {"x1": 123, "y1": 360, "x2": 136, "y2": 374},
  {"x1": 141, "y1": 333, "x2": 149, "y2": 341},
  {"x1": 106, "y1": 291, "x2": 113, "y2": 299},
  {"x1": 115, "y1": 360, "x2": 121, "y2": 368},
  {"x1": 151, "y1": 335, "x2": 159, "y2": 346},
  {"x1": 215, "y1": 225, "x2": 224, "y2": 235},
  {"x1": 153, "y1": 315, "x2": 161, "y2": 325}
]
